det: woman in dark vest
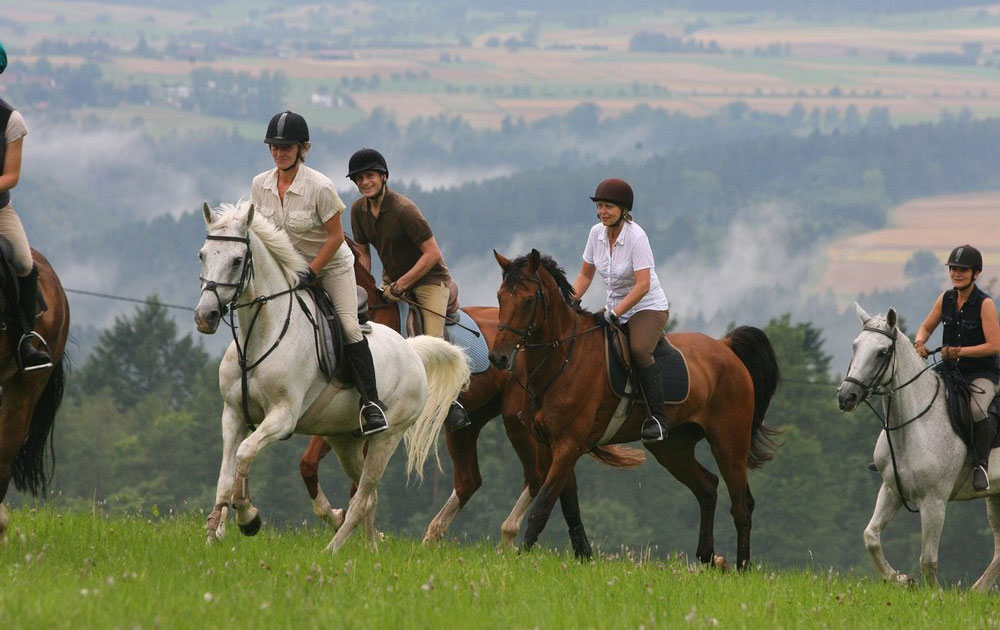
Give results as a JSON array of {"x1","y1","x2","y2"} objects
[
  {"x1": 913, "y1": 244, "x2": 1000, "y2": 491},
  {"x1": 0, "y1": 41, "x2": 52, "y2": 372}
]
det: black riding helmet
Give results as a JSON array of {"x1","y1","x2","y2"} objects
[
  {"x1": 265, "y1": 110, "x2": 309, "y2": 146},
  {"x1": 945, "y1": 244, "x2": 983, "y2": 272},
  {"x1": 0, "y1": 40, "x2": 7, "y2": 74},
  {"x1": 347, "y1": 148, "x2": 389, "y2": 181}
]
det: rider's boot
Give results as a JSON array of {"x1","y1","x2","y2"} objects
[
  {"x1": 972, "y1": 418, "x2": 994, "y2": 491},
  {"x1": 444, "y1": 400, "x2": 471, "y2": 431},
  {"x1": 344, "y1": 338, "x2": 389, "y2": 436},
  {"x1": 638, "y1": 363, "x2": 668, "y2": 443},
  {"x1": 15, "y1": 265, "x2": 52, "y2": 373}
]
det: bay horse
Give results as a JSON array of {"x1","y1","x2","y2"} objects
[
  {"x1": 490, "y1": 249, "x2": 781, "y2": 569},
  {"x1": 0, "y1": 251, "x2": 69, "y2": 543},
  {"x1": 838, "y1": 303, "x2": 1000, "y2": 590},
  {"x1": 298, "y1": 238, "x2": 644, "y2": 557},
  {"x1": 194, "y1": 202, "x2": 469, "y2": 553}
]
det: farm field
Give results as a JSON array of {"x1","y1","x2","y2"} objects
[
  {"x1": 818, "y1": 190, "x2": 1000, "y2": 299},
  {"x1": 4, "y1": 2, "x2": 1000, "y2": 131},
  {"x1": 1, "y1": 509, "x2": 997, "y2": 630}
]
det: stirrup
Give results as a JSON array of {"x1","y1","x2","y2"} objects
[
  {"x1": 18, "y1": 332, "x2": 53, "y2": 372},
  {"x1": 640, "y1": 416, "x2": 667, "y2": 443},
  {"x1": 444, "y1": 401, "x2": 471, "y2": 431},
  {"x1": 356, "y1": 401, "x2": 389, "y2": 437},
  {"x1": 973, "y1": 465, "x2": 990, "y2": 492}
]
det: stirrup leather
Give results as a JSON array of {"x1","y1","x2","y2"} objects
[{"x1": 18, "y1": 331, "x2": 53, "y2": 372}]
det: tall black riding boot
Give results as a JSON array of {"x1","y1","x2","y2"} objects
[
  {"x1": 16, "y1": 266, "x2": 52, "y2": 373},
  {"x1": 343, "y1": 338, "x2": 389, "y2": 436},
  {"x1": 972, "y1": 419, "x2": 994, "y2": 492},
  {"x1": 444, "y1": 399, "x2": 471, "y2": 431},
  {"x1": 638, "y1": 363, "x2": 668, "y2": 443}
]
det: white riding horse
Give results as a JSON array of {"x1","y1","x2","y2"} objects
[
  {"x1": 194, "y1": 202, "x2": 469, "y2": 553},
  {"x1": 837, "y1": 302, "x2": 1000, "y2": 590}
]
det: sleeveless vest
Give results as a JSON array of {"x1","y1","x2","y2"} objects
[
  {"x1": 941, "y1": 285, "x2": 1000, "y2": 380},
  {"x1": 0, "y1": 97, "x2": 13, "y2": 209}
]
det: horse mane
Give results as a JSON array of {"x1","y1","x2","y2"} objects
[
  {"x1": 214, "y1": 202, "x2": 307, "y2": 282},
  {"x1": 503, "y1": 252, "x2": 589, "y2": 314}
]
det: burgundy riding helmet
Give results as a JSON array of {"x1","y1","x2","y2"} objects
[{"x1": 590, "y1": 178, "x2": 633, "y2": 211}]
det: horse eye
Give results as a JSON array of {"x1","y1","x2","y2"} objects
[
  {"x1": 232, "y1": 257, "x2": 243, "y2": 267},
  {"x1": 198, "y1": 251, "x2": 204, "y2": 261},
  {"x1": 876, "y1": 348, "x2": 888, "y2": 357}
]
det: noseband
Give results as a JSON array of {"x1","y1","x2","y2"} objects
[{"x1": 200, "y1": 234, "x2": 253, "y2": 315}]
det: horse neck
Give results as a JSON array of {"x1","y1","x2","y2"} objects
[
  {"x1": 886, "y1": 334, "x2": 946, "y2": 429},
  {"x1": 235, "y1": 234, "x2": 293, "y2": 342}
]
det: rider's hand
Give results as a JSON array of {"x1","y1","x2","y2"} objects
[
  {"x1": 914, "y1": 339, "x2": 928, "y2": 359},
  {"x1": 295, "y1": 268, "x2": 317, "y2": 289},
  {"x1": 595, "y1": 309, "x2": 619, "y2": 328},
  {"x1": 941, "y1": 345, "x2": 961, "y2": 361},
  {"x1": 381, "y1": 283, "x2": 402, "y2": 303}
]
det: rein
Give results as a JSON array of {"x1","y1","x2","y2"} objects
[
  {"x1": 202, "y1": 233, "x2": 315, "y2": 433},
  {"x1": 849, "y1": 324, "x2": 942, "y2": 513}
]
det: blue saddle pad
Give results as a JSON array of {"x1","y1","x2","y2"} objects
[{"x1": 445, "y1": 309, "x2": 491, "y2": 374}]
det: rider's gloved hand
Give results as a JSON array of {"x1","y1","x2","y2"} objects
[
  {"x1": 295, "y1": 268, "x2": 317, "y2": 289},
  {"x1": 595, "y1": 309, "x2": 618, "y2": 328},
  {"x1": 381, "y1": 283, "x2": 402, "y2": 303}
]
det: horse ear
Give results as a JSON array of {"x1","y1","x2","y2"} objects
[
  {"x1": 202, "y1": 202, "x2": 213, "y2": 225},
  {"x1": 528, "y1": 248, "x2": 541, "y2": 272},
  {"x1": 245, "y1": 203, "x2": 256, "y2": 228},
  {"x1": 494, "y1": 249, "x2": 511, "y2": 270},
  {"x1": 887, "y1": 308, "x2": 897, "y2": 328},
  {"x1": 854, "y1": 302, "x2": 872, "y2": 325}
]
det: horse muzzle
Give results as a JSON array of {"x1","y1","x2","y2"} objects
[
  {"x1": 837, "y1": 381, "x2": 862, "y2": 411},
  {"x1": 195, "y1": 303, "x2": 221, "y2": 334},
  {"x1": 489, "y1": 349, "x2": 514, "y2": 372}
]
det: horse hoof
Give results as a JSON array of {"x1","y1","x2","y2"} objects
[
  {"x1": 238, "y1": 514, "x2": 262, "y2": 536},
  {"x1": 712, "y1": 554, "x2": 730, "y2": 572},
  {"x1": 325, "y1": 508, "x2": 345, "y2": 530}
]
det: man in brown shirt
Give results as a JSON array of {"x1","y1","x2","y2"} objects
[{"x1": 347, "y1": 148, "x2": 470, "y2": 430}]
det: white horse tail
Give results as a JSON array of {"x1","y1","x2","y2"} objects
[{"x1": 403, "y1": 336, "x2": 471, "y2": 481}]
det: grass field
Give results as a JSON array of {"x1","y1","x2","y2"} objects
[
  {"x1": 818, "y1": 190, "x2": 1000, "y2": 299},
  {"x1": 1, "y1": 509, "x2": 996, "y2": 629}
]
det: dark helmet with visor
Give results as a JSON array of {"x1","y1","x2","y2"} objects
[
  {"x1": 265, "y1": 110, "x2": 309, "y2": 146},
  {"x1": 946, "y1": 244, "x2": 983, "y2": 272},
  {"x1": 590, "y1": 178, "x2": 634, "y2": 211},
  {"x1": 0, "y1": 40, "x2": 7, "y2": 74},
  {"x1": 347, "y1": 148, "x2": 389, "y2": 180}
]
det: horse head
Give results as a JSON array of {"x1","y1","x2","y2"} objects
[
  {"x1": 489, "y1": 248, "x2": 578, "y2": 371},
  {"x1": 195, "y1": 201, "x2": 256, "y2": 334},
  {"x1": 837, "y1": 302, "x2": 902, "y2": 411}
]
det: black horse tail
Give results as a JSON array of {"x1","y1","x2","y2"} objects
[
  {"x1": 12, "y1": 359, "x2": 66, "y2": 496},
  {"x1": 727, "y1": 326, "x2": 782, "y2": 470},
  {"x1": 588, "y1": 444, "x2": 646, "y2": 468}
]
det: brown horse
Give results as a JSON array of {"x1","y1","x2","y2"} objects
[
  {"x1": 489, "y1": 249, "x2": 780, "y2": 569},
  {"x1": 298, "y1": 239, "x2": 643, "y2": 556},
  {"x1": 0, "y1": 251, "x2": 70, "y2": 542}
]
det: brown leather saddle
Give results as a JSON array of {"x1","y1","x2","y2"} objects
[
  {"x1": 605, "y1": 326, "x2": 690, "y2": 405},
  {"x1": 390, "y1": 280, "x2": 461, "y2": 338}
]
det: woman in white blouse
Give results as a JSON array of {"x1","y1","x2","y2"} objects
[
  {"x1": 571, "y1": 178, "x2": 671, "y2": 443},
  {"x1": 251, "y1": 110, "x2": 388, "y2": 436}
]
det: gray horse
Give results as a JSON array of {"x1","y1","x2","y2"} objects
[{"x1": 837, "y1": 303, "x2": 1000, "y2": 590}]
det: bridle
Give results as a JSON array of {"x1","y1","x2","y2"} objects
[
  {"x1": 200, "y1": 231, "x2": 311, "y2": 434},
  {"x1": 845, "y1": 322, "x2": 941, "y2": 512}
]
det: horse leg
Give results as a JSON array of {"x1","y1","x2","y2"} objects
[
  {"x1": 229, "y1": 403, "x2": 297, "y2": 536},
  {"x1": 423, "y1": 420, "x2": 486, "y2": 543},
  {"x1": 647, "y1": 437, "x2": 720, "y2": 565},
  {"x1": 324, "y1": 436, "x2": 375, "y2": 543},
  {"x1": 499, "y1": 486, "x2": 533, "y2": 550},
  {"x1": 863, "y1": 482, "x2": 911, "y2": 585},
  {"x1": 522, "y1": 442, "x2": 579, "y2": 552},
  {"x1": 972, "y1": 493, "x2": 1000, "y2": 592},
  {"x1": 706, "y1": 434, "x2": 754, "y2": 570},
  {"x1": 206, "y1": 405, "x2": 242, "y2": 543},
  {"x1": 558, "y1": 471, "x2": 593, "y2": 560},
  {"x1": 299, "y1": 436, "x2": 344, "y2": 529},
  {"x1": 326, "y1": 432, "x2": 404, "y2": 554},
  {"x1": 917, "y1": 496, "x2": 947, "y2": 588}
]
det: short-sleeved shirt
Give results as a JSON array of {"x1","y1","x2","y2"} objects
[
  {"x1": 250, "y1": 164, "x2": 352, "y2": 272},
  {"x1": 4, "y1": 110, "x2": 27, "y2": 144},
  {"x1": 582, "y1": 220, "x2": 669, "y2": 322},
  {"x1": 350, "y1": 187, "x2": 450, "y2": 286}
]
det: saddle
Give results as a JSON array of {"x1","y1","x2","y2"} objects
[
  {"x1": 306, "y1": 284, "x2": 371, "y2": 383},
  {"x1": 605, "y1": 326, "x2": 690, "y2": 405},
  {"x1": 392, "y1": 280, "x2": 460, "y2": 338},
  {"x1": 936, "y1": 362, "x2": 1000, "y2": 450}
]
